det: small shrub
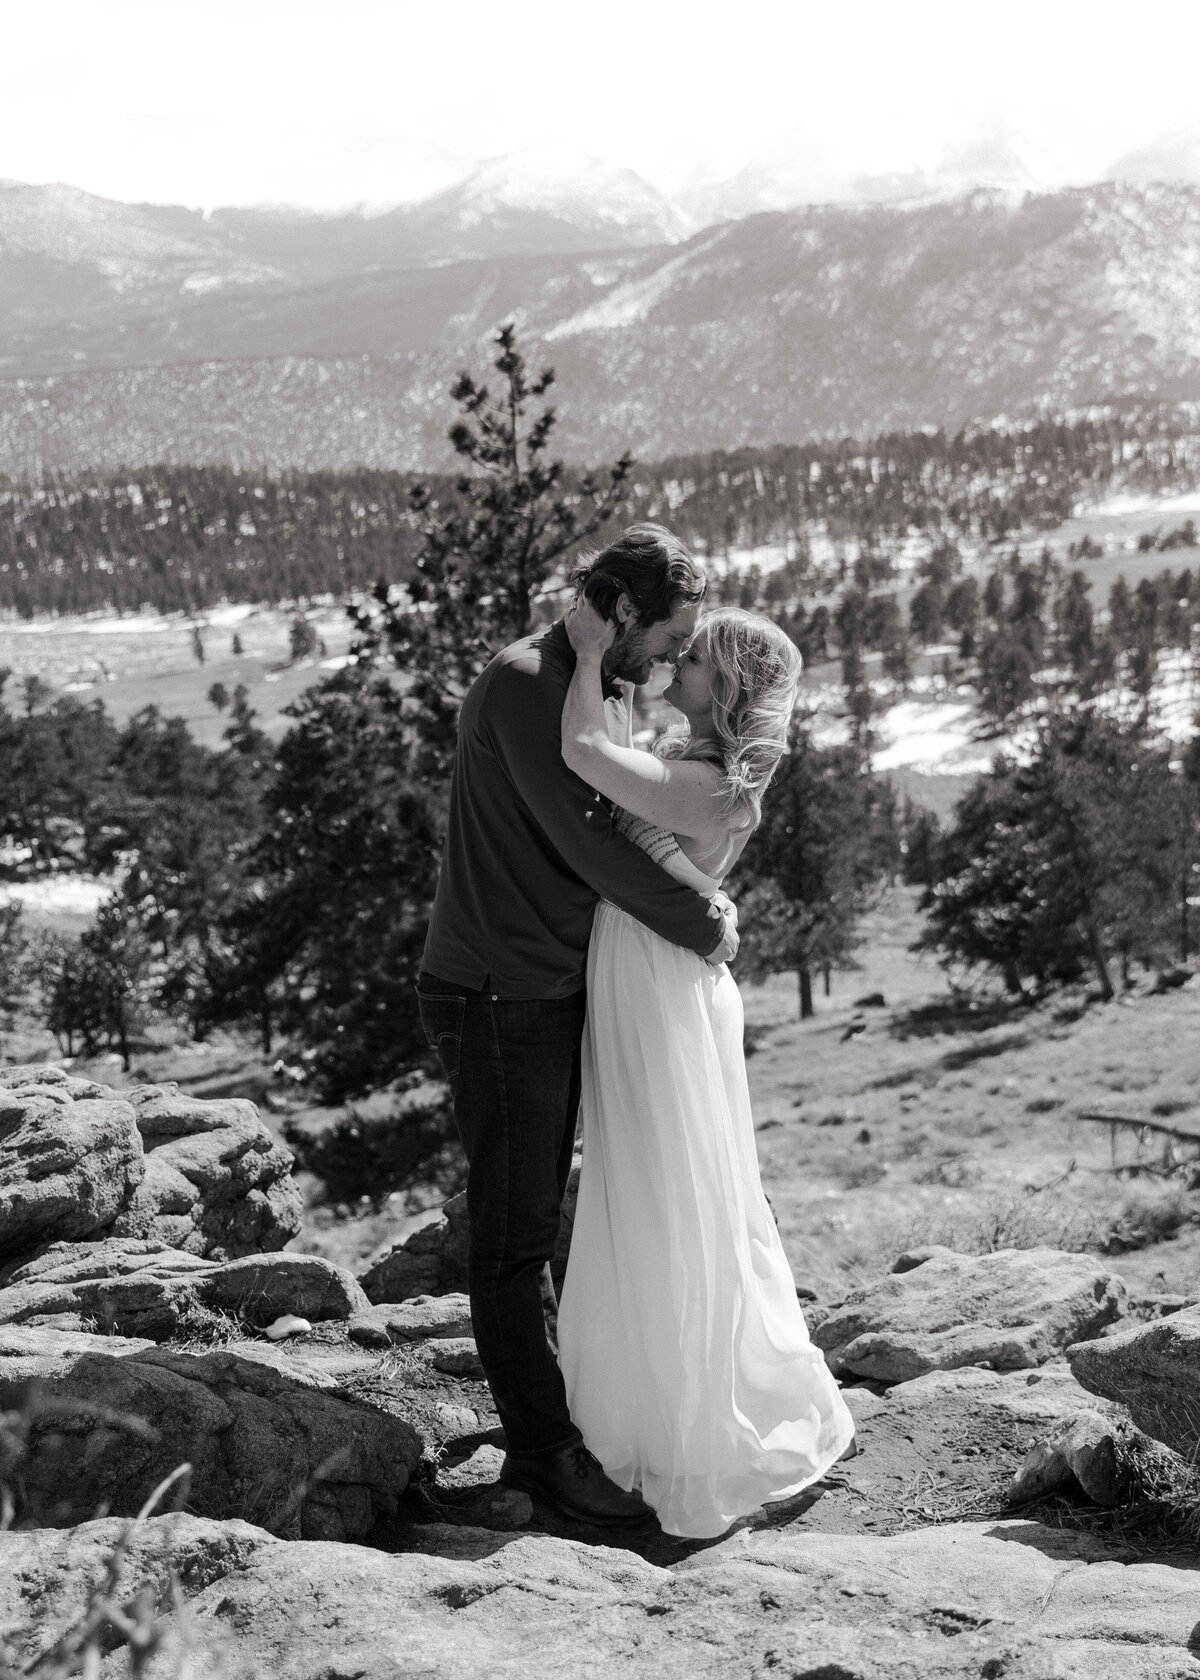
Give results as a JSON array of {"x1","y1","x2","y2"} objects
[
  {"x1": 834, "y1": 1158, "x2": 888, "y2": 1191},
  {"x1": 1098, "y1": 1185, "x2": 1199, "y2": 1254},
  {"x1": 284, "y1": 1083, "x2": 462, "y2": 1208}
]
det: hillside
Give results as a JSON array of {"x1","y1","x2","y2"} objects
[{"x1": 4, "y1": 183, "x2": 1200, "y2": 474}]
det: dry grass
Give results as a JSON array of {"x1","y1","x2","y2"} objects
[{"x1": 737, "y1": 893, "x2": 1200, "y2": 1297}]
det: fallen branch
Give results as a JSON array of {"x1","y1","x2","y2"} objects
[{"x1": 1075, "y1": 1111, "x2": 1200, "y2": 1146}]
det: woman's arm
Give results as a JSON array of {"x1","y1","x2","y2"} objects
[{"x1": 561, "y1": 604, "x2": 728, "y2": 842}]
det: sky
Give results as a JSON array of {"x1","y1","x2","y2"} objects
[{"x1": 2, "y1": 0, "x2": 1199, "y2": 209}]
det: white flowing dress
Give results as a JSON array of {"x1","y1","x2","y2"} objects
[{"x1": 557, "y1": 810, "x2": 856, "y2": 1539}]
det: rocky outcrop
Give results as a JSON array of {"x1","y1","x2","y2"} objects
[
  {"x1": 0, "y1": 1067, "x2": 301, "y2": 1265},
  {"x1": 361, "y1": 1167, "x2": 579, "y2": 1304},
  {"x1": 0, "y1": 1323, "x2": 422, "y2": 1540},
  {"x1": 813, "y1": 1246, "x2": 1127, "y2": 1381},
  {"x1": 1067, "y1": 1304, "x2": 1200, "y2": 1460},
  {"x1": 4, "y1": 1510, "x2": 1199, "y2": 1679},
  {"x1": 109, "y1": 1082, "x2": 302, "y2": 1257},
  {"x1": 0, "y1": 1238, "x2": 367, "y2": 1340},
  {"x1": 0, "y1": 1073, "x2": 144, "y2": 1258}
]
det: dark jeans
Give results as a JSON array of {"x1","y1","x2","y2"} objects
[{"x1": 417, "y1": 971, "x2": 586, "y2": 1458}]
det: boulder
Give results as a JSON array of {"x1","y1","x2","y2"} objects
[
  {"x1": 0, "y1": 1323, "x2": 421, "y2": 1540},
  {"x1": 0, "y1": 1086, "x2": 144, "y2": 1261},
  {"x1": 1067, "y1": 1304, "x2": 1200, "y2": 1460},
  {"x1": 360, "y1": 1191, "x2": 471, "y2": 1302},
  {"x1": 112, "y1": 1083, "x2": 302, "y2": 1257},
  {"x1": 3, "y1": 1512, "x2": 1199, "y2": 1679},
  {"x1": 1009, "y1": 1410, "x2": 1128, "y2": 1506},
  {"x1": 0, "y1": 1066, "x2": 301, "y2": 1267},
  {"x1": 1011, "y1": 1407, "x2": 1190, "y2": 1510},
  {"x1": 814, "y1": 1247, "x2": 1127, "y2": 1381},
  {"x1": 0, "y1": 1238, "x2": 366, "y2": 1340},
  {"x1": 360, "y1": 1166, "x2": 580, "y2": 1305},
  {"x1": 420, "y1": 1338, "x2": 485, "y2": 1379}
]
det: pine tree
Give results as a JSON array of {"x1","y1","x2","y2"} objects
[
  {"x1": 919, "y1": 712, "x2": 1190, "y2": 997},
  {"x1": 732, "y1": 738, "x2": 888, "y2": 1018},
  {"x1": 351, "y1": 322, "x2": 633, "y2": 783},
  {"x1": 215, "y1": 668, "x2": 443, "y2": 1096}
]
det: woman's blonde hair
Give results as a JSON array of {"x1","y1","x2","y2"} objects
[{"x1": 656, "y1": 608, "x2": 803, "y2": 829}]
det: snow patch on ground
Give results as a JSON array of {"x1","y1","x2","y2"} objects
[
  {"x1": 717, "y1": 543, "x2": 796, "y2": 577},
  {"x1": 1092, "y1": 651, "x2": 1200, "y2": 740},
  {"x1": 205, "y1": 603, "x2": 257, "y2": 627},
  {"x1": 1, "y1": 876, "x2": 113, "y2": 916},
  {"x1": 1076, "y1": 490, "x2": 1200, "y2": 518},
  {"x1": 870, "y1": 701, "x2": 978, "y2": 772}
]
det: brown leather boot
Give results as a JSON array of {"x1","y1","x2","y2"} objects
[{"x1": 500, "y1": 1444, "x2": 656, "y2": 1528}]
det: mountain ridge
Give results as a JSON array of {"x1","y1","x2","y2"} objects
[{"x1": 3, "y1": 181, "x2": 1200, "y2": 475}]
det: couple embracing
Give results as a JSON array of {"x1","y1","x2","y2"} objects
[{"x1": 418, "y1": 523, "x2": 854, "y2": 1540}]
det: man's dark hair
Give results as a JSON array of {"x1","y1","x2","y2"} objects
[{"x1": 569, "y1": 523, "x2": 706, "y2": 627}]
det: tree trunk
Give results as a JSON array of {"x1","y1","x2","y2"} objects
[
  {"x1": 1002, "y1": 959, "x2": 1023, "y2": 996},
  {"x1": 822, "y1": 963, "x2": 832, "y2": 997},
  {"x1": 1181, "y1": 865, "x2": 1191, "y2": 964},
  {"x1": 798, "y1": 966, "x2": 814, "y2": 1021},
  {"x1": 260, "y1": 998, "x2": 272, "y2": 1058},
  {"x1": 1085, "y1": 917, "x2": 1115, "y2": 1000}
]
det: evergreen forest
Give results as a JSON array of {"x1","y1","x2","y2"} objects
[{"x1": 3, "y1": 339, "x2": 1200, "y2": 1204}]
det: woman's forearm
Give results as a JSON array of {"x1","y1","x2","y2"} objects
[{"x1": 561, "y1": 648, "x2": 611, "y2": 783}]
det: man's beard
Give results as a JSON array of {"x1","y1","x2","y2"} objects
[{"x1": 605, "y1": 624, "x2": 654, "y2": 685}]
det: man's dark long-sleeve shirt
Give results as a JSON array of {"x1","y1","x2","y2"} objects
[{"x1": 421, "y1": 621, "x2": 722, "y2": 996}]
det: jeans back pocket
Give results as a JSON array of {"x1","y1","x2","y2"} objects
[{"x1": 416, "y1": 989, "x2": 467, "y2": 1081}]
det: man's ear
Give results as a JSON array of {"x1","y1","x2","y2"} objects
[{"x1": 615, "y1": 593, "x2": 635, "y2": 626}]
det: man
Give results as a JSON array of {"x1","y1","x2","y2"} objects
[{"x1": 418, "y1": 523, "x2": 737, "y2": 1528}]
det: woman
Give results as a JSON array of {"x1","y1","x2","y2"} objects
[{"x1": 556, "y1": 600, "x2": 855, "y2": 1539}]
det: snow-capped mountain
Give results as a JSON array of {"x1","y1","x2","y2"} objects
[
  {"x1": 397, "y1": 146, "x2": 690, "y2": 258},
  {"x1": 0, "y1": 149, "x2": 687, "y2": 319},
  {"x1": 4, "y1": 181, "x2": 1200, "y2": 476},
  {"x1": 1107, "y1": 125, "x2": 1200, "y2": 186},
  {"x1": 674, "y1": 118, "x2": 1086, "y2": 223},
  {"x1": 0, "y1": 180, "x2": 277, "y2": 287}
]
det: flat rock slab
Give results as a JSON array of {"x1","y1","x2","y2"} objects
[
  {"x1": 0, "y1": 1237, "x2": 367, "y2": 1339},
  {"x1": 1068, "y1": 1304, "x2": 1200, "y2": 1459},
  {"x1": 761, "y1": 1360, "x2": 1114, "y2": 1543},
  {"x1": 347, "y1": 1294, "x2": 474, "y2": 1347},
  {"x1": 0, "y1": 1323, "x2": 420, "y2": 1540},
  {"x1": 813, "y1": 1246, "x2": 1127, "y2": 1381},
  {"x1": 3, "y1": 1512, "x2": 1198, "y2": 1679}
]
